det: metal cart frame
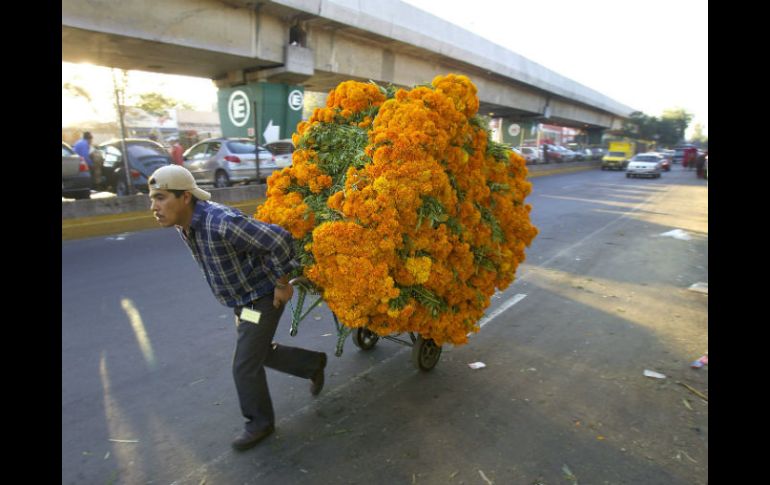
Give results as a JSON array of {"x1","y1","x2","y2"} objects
[{"x1": 289, "y1": 277, "x2": 442, "y2": 371}]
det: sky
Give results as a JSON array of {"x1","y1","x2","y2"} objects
[{"x1": 62, "y1": 0, "x2": 707, "y2": 137}]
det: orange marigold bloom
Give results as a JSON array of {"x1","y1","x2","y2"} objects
[{"x1": 254, "y1": 74, "x2": 537, "y2": 346}]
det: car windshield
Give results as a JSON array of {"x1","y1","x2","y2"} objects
[
  {"x1": 633, "y1": 156, "x2": 659, "y2": 162},
  {"x1": 62, "y1": 145, "x2": 75, "y2": 156},
  {"x1": 608, "y1": 151, "x2": 626, "y2": 157},
  {"x1": 266, "y1": 142, "x2": 293, "y2": 155},
  {"x1": 227, "y1": 140, "x2": 257, "y2": 154}
]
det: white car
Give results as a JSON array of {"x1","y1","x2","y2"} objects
[
  {"x1": 520, "y1": 146, "x2": 540, "y2": 164},
  {"x1": 512, "y1": 146, "x2": 539, "y2": 164},
  {"x1": 626, "y1": 153, "x2": 663, "y2": 178}
]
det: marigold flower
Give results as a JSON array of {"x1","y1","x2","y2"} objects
[{"x1": 254, "y1": 74, "x2": 537, "y2": 345}]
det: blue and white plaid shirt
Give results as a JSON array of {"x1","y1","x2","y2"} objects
[{"x1": 178, "y1": 201, "x2": 300, "y2": 308}]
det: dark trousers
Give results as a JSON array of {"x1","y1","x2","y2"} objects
[{"x1": 233, "y1": 294, "x2": 325, "y2": 432}]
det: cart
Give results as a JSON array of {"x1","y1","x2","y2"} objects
[{"x1": 288, "y1": 277, "x2": 443, "y2": 371}]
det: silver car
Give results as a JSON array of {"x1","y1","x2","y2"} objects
[
  {"x1": 62, "y1": 142, "x2": 92, "y2": 199},
  {"x1": 626, "y1": 153, "x2": 663, "y2": 179},
  {"x1": 183, "y1": 138, "x2": 277, "y2": 188}
]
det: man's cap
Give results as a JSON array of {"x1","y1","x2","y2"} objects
[{"x1": 148, "y1": 165, "x2": 211, "y2": 201}]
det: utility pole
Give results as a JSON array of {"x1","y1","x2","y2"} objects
[
  {"x1": 112, "y1": 68, "x2": 133, "y2": 196},
  {"x1": 253, "y1": 101, "x2": 261, "y2": 183}
]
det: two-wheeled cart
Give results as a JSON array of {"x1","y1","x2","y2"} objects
[{"x1": 289, "y1": 277, "x2": 442, "y2": 371}]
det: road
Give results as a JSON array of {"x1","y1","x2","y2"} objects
[{"x1": 62, "y1": 165, "x2": 708, "y2": 485}]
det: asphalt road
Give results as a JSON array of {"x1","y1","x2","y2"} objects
[{"x1": 62, "y1": 165, "x2": 708, "y2": 485}]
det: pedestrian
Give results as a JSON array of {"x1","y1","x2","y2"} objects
[
  {"x1": 169, "y1": 137, "x2": 184, "y2": 165},
  {"x1": 695, "y1": 151, "x2": 706, "y2": 178},
  {"x1": 542, "y1": 143, "x2": 549, "y2": 163},
  {"x1": 147, "y1": 165, "x2": 328, "y2": 451},
  {"x1": 73, "y1": 132, "x2": 97, "y2": 188},
  {"x1": 73, "y1": 132, "x2": 94, "y2": 171}
]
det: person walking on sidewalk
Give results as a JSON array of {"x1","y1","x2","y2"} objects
[{"x1": 147, "y1": 165, "x2": 327, "y2": 451}]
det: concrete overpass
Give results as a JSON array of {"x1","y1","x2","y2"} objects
[{"x1": 62, "y1": 0, "x2": 635, "y2": 132}]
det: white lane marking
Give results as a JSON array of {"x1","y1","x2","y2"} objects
[{"x1": 478, "y1": 293, "x2": 527, "y2": 330}]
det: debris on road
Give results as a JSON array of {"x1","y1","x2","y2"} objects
[
  {"x1": 108, "y1": 439, "x2": 139, "y2": 443},
  {"x1": 690, "y1": 355, "x2": 708, "y2": 368},
  {"x1": 478, "y1": 469, "x2": 493, "y2": 485},
  {"x1": 659, "y1": 229, "x2": 692, "y2": 240},
  {"x1": 677, "y1": 381, "x2": 708, "y2": 402},
  {"x1": 643, "y1": 370, "x2": 667, "y2": 379},
  {"x1": 468, "y1": 362, "x2": 487, "y2": 370},
  {"x1": 562, "y1": 464, "x2": 579, "y2": 483},
  {"x1": 682, "y1": 399, "x2": 693, "y2": 411}
]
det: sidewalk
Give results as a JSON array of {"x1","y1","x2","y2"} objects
[{"x1": 61, "y1": 160, "x2": 599, "y2": 241}]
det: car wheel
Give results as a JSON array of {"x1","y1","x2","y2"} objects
[{"x1": 214, "y1": 171, "x2": 230, "y2": 188}]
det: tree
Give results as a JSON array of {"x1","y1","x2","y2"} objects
[
  {"x1": 133, "y1": 92, "x2": 193, "y2": 117},
  {"x1": 660, "y1": 108, "x2": 693, "y2": 145},
  {"x1": 689, "y1": 123, "x2": 708, "y2": 148},
  {"x1": 623, "y1": 111, "x2": 660, "y2": 140}
]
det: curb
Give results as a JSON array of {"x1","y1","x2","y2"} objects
[
  {"x1": 61, "y1": 198, "x2": 265, "y2": 241},
  {"x1": 61, "y1": 164, "x2": 598, "y2": 241}
]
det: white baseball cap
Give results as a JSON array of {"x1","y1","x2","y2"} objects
[{"x1": 148, "y1": 165, "x2": 211, "y2": 201}]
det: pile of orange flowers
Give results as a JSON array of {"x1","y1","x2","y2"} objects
[{"x1": 256, "y1": 74, "x2": 538, "y2": 345}]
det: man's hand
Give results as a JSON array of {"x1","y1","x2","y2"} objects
[{"x1": 273, "y1": 283, "x2": 294, "y2": 308}]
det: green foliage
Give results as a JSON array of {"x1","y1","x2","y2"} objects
[
  {"x1": 621, "y1": 109, "x2": 694, "y2": 146},
  {"x1": 416, "y1": 196, "x2": 449, "y2": 230},
  {"x1": 389, "y1": 285, "x2": 448, "y2": 318},
  {"x1": 300, "y1": 122, "x2": 370, "y2": 187},
  {"x1": 134, "y1": 92, "x2": 192, "y2": 117}
]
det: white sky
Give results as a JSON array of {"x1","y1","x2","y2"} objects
[
  {"x1": 401, "y1": 0, "x2": 708, "y2": 136},
  {"x1": 62, "y1": 0, "x2": 707, "y2": 137}
]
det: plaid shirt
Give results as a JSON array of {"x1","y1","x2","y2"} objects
[{"x1": 178, "y1": 201, "x2": 300, "y2": 308}]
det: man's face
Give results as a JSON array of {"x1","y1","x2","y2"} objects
[{"x1": 149, "y1": 189, "x2": 190, "y2": 227}]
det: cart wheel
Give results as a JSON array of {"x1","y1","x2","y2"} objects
[
  {"x1": 351, "y1": 327, "x2": 379, "y2": 350},
  {"x1": 412, "y1": 336, "x2": 442, "y2": 371}
]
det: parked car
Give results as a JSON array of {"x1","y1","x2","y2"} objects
[
  {"x1": 542, "y1": 144, "x2": 562, "y2": 163},
  {"x1": 264, "y1": 139, "x2": 295, "y2": 167},
  {"x1": 626, "y1": 153, "x2": 663, "y2": 178},
  {"x1": 62, "y1": 142, "x2": 92, "y2": 199},
  {"x1": 552, "y1": 145, "x2": 576, "y2": 162},
  {"x1": 589, "y1": 147, "x2": 606, "y2": 160},
  {"x1": 97, "y1": 139, "x2": 173, "y2": 196},
  {"x1": 512, "y1": 146, "x2": 539, "y2": 164},
  {"x1": 183, "y1": 138, "x2": 278, "y2": 187}
]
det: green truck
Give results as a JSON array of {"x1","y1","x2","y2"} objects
[{"x1": 602, "y1": 141, "x2": 636, "y2": 170}]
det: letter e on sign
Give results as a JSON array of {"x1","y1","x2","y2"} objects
[
  {"x1": 228, "y1": 90, "x2": 251, "y2": 127},
  {"x1": 288, "y1": 90, "x2": 303, "y2": 111}
]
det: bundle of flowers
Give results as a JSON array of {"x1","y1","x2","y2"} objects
[{"x1": 256, "y1": 74, "x2": 538, "y2": 345}]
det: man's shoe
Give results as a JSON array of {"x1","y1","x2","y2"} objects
[
  {"x1": 231, "y1": 425, "x2": 274, "y2": 451},
  {"x1": 310, "y1": 353, "x2": 327, "y2": 396}
]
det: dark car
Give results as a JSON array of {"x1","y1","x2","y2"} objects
[
  {"x1": 97, "y1": 139, "x2": 173, "y2": 196},
  {"x1": 62, "y1": 142, "x2": 92, "y2": 199}
]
